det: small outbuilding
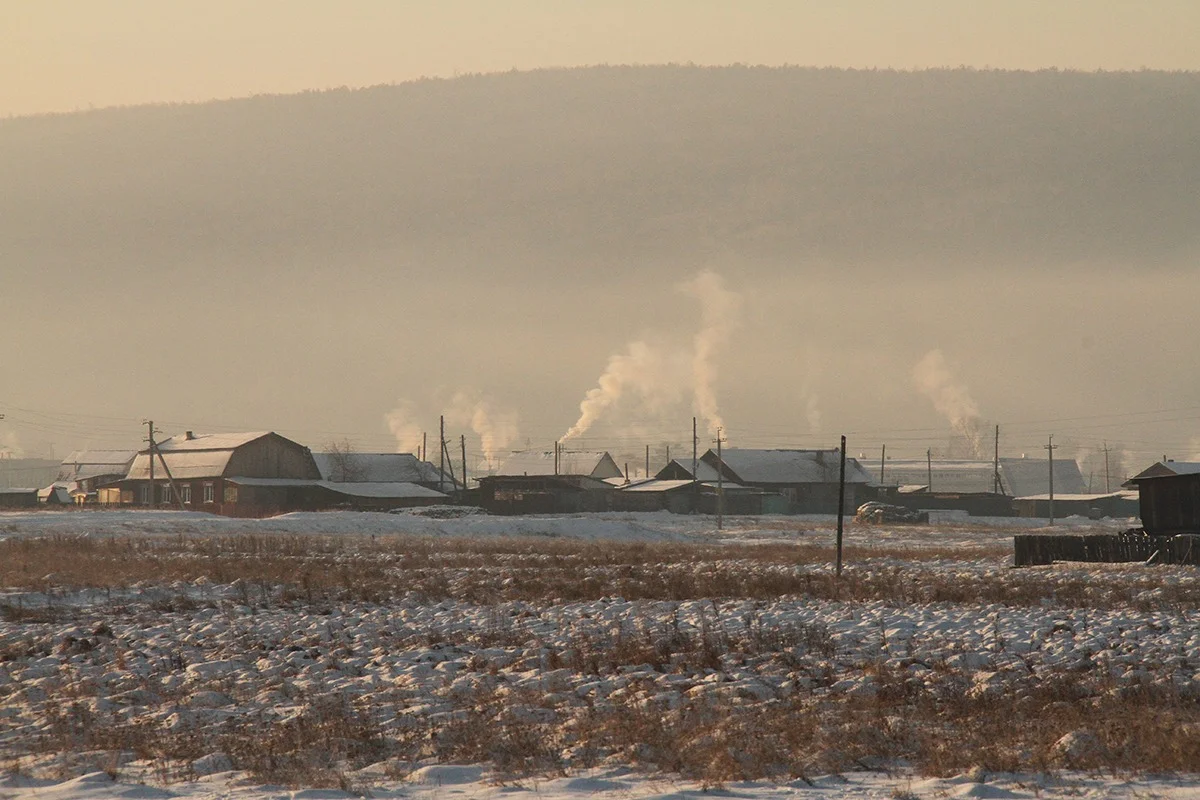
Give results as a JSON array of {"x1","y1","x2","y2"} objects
[{"x1": 1126, "y1": 461, "x2": 1200, "y2": 535}]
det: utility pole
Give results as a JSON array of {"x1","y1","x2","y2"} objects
[
  {"x1": 993, "y1": 425, "x2": 1001, "y2": 494},
  {"x1": 836, "y1": 435, "x2": 846, "y2": 577},
  {"x1": 692, "y1": 417, "x2": 698, "y2": 477},
  {"x1": 421, "y1": 432, "x2": 427, "y2": 462},
  {"x1": 879, "y1": 444, "x2": 886, "y2": 485},
  {"x1": 438, "y1": 416, "x2": 445, "y2": 494},
  {"x1": 715, "y1": 427, "x2": 726, "y2": 530},
  {"x1": 146, "y1": 420, "x2": 156, "y2": 507},
  {"x1": 1045, "y1": 434, "x2": 1057, "y2": 525},
  {"x1": 645, "y1": 444, "x2": 650, "y2": 479},
  {"x1": 926, "y1": 448, "x2": 933, "y2": 491},
  {"x1": 1103, "y1": 441, "x2": 1111, "y2": 493},
  {"x1": 460, "y1": 435, "x2": 468, "y2": 496}
]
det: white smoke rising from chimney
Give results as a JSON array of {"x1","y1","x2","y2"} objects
[
  {"x1": 384, "y1": 400, "x2": 424, "y2": 455},
  {"x1": 804, "y1": 391, "x2": 822, "y2": 434},
  {"x1": 912, "y1": 349, "x2": 985, "y2": 457},
  {"x1": 447, "y1": 391, "x2": 520, "y2": 466},
  {"x1": 562, "y1": 341, "x2": 667, "y2": 441},
  {"x1": 679, "y1": 270, "x2": 742, "y2": 437}
]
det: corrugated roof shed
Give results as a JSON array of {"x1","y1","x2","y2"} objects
[{"x1": 711, "y1": 449, "x2": 874, "y2": 485}]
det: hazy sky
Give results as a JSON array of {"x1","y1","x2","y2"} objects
[
  {"x1": 3, "y1": 4, "x2": 1199, "y2": 477},
  {"x1": 5, "y1": 1, "x2": 1200, "y2": 117}
]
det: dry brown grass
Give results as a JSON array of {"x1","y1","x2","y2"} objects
[{"x1": 1, "y1": 533, "x2": 1195, "y2": 614}]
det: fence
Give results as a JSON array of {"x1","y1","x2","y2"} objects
[{"x1": 1014, "y1": 531, "x2": 1200, "y2": 566}]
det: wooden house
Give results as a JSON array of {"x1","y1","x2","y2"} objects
[
  {"x1": 117, "y1": 431, "x2": 322, "y2": 515},
  {"x1": 700, "y1": 448, "x2": 874, "y2": 514},
  {"x1": 57, "y1": 450, "x2": 137, "y2": 504},
  {"x1": 1126, "y1": 461, "x2": 1200, "y2": 535}
]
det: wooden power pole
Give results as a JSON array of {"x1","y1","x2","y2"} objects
[
  {"x1": 1045, "y1": 434, "x2": 1057, "y2": 525},
  {"x1": 836, "y1": 435, "x2": 846, "y2": 577}
]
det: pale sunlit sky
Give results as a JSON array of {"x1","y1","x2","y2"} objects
[{"x1": 4, "y1": 1, "x2": 1199, "y2": 117}]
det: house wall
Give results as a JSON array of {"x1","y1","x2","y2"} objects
[
  {"x1": 1137, "y1": 475, "x2": 1200, "y2": 535},
  {"x1": 223, "y1": 435, "x2": 321, "y2": 480}
]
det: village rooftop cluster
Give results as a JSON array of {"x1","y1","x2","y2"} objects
[{"x1": 2, "y1": 429, "x2": 1198, "y2": 530}]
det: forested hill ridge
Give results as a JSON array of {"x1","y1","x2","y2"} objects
[{"x1": 3, "y1": 66, "x2": 1197, "y2": 279}]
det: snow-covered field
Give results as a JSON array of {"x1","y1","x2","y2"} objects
[{"x1": 1, "y1": 510, "x2": 1196, "y2": 800}]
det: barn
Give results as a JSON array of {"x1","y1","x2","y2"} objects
[{"x1": 117, "y1": 431, "x2": 322, "y2": 515}]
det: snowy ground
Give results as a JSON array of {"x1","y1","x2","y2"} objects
[{"x1": 0, "y1": 510, "x2": 1195, "y2": 800}]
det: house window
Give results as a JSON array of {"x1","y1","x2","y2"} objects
[
  {"x1": 140, "y1": 485, "x2": 151, "y2": 505},
  {"x1": 223, "y1": 485, "x2": 238, "y2": 504},
  {"x1": 180, "y1": 484, "x2": 192, "y2": 504},
  {"x1": 161, "y1": 484, "x2": 171, "y2": 504},
  {"x1": 203, "y1": 482, "x2": 215, "y2": 504}
]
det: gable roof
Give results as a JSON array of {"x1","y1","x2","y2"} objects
[
  {"x1": 495, "y1": 450, "x2": 623, "y2": 479},
  {"x1": 998, "y1": 457, "x2": 1087, "y2": 496},
  {"x1": 58, "y1": 450, "x2": 137, "y2": 482},
  {"x1": 707, "y1": 448, "x2": 874, "y2": 485},
  {"x1": 124, "y1": 431, "x2": 283, "y2": 481},
  {"x1": 311, "y1": 452, "x2": 460, "y2": 488},
  {"x1": 657, "y1": 458, "x2": 722, "y2": 481},
  {"x1": 1127, "y1": 461, "x2": 1200, "y2": 482},
  {"x1": 878, "y1": 459, "x2": 998, "y2": 493}
]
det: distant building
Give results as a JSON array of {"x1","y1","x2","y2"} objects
[
  {"x1": 495, "y1": 450, "x2": 624, "y2": 480},
  {"x1": 312, "y1": 451, "x2": 460, "y2": 492},
  {"x1": 57, "y1": 450, "x2": 137, "y2": 504},
  {"x1": 1126, "y1": 461, "x2": 1200, "y2": 535},
  {"x1": 477, "y1": 474, "x2": 614, "y2": 515},
  {"x1": 701, "y1": 448, "x2": 875, "y2": 514},
  {"x1": 878, "y1": 457, "x2": 1087, "y2": 497}
]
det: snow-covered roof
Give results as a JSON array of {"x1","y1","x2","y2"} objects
[
  {"x1": 999, "y1": 457, "x2": 1087, "y2": 497},
  {"x1": 312, "y1": 452, "x2": 459, "y2": 487},
  {"x1": 155, "y1": 432, "x2": 272, "y2": 451},
  {"x1": 496, "y1": 450, "x2": 623, "y2": 479},
  {"x1": 316, "y1": 481, "x2": 448, "y2": 499},
  {"x1": 710, "y1": 449, "x2": 874, "y2": 485},
  {"x1": 37, "y1": 483, "x2": 73, "y2": 503},
  {"x1": 126, "y1": 449, "x2": 235, "y2": 480},
  {"x1": 1128, "y1": 461, "x2": 1200, "y2": 482},
  {"x1": 621, "y1": 478, "x2": 752, "y2": 493},
  {"x1": 1014, "y1": 492, "x2": 1135, "y2": 502},
  {"x1": 880, "y1": 460, "x2": 998, "y2": 493},
  {"x1": 225, "y1": 477, "x2": 317, "y2": 487},
  {"x1": 57, "y1": 450, "x2": 137, "y2": 481}
]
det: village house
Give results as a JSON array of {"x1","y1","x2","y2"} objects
[
  {"x1": 478, "y1": 449, "x2": 623, "y2": 514},
  {"x1": 56, "y1": 449, "x2": 137, "y2": 504},
  {"x1": 700, "y1": 448, "x2": 875, "y2": 514},
  {"x1": 310, "y1": 451, "x2": 453, "y2": 510},
  {"x1": 116, "y1": 431, "x2": 322, "y2": 516}
]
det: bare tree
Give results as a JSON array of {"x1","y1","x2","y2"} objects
[{"x1": 324, "y1": 439, "x2": 367, "y2": 483}]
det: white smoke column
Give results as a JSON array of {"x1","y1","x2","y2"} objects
[
  {"x1": 448, "y1": 391, "x2": 520, "y2": 466},
  {"x1": 1188, "y1": 437, "x2": 1200, "y2": 461},
  {"x1": 562, "y1": 341, "x2": 662, "y2": 441},
  {"x1": 801, "y1": 347, "x2": 822, "y2": 433},
  {"x1": 912, "y1": 349, "x2": 985, "y2": 457},
  {"x1": 804, "y1": 391, "x2": 822, "y2": 433},
  {"x1": 679, "y1": 270, "x2": 742, "y2": 437},
  {"x1": 0, "y1": 428, "x2": 24, "y2": 458},
  {"x1": 384, "y1": 400, "x2": 424, "y2": 455}
]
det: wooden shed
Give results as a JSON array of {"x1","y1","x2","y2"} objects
[{"x1": 1126, "y1": 461, "x2": 1200, "y2": 535}]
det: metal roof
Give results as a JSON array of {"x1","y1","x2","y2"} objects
[
  {"x1": 155, "y1": 431, "x2": 272, "y2": 451},
  {"x1": 317, "y1": 481, "x2": 448, "y2": 499},
  {"x1": 710, "y1": 449, "x2": 874, "y2": 485},
  {"x1": 125, "y1": 450, "x2": 234, "y2": 480},
  {"x1": 58, "y1": 450, "x2": 137, "y2": 482},
  {"x1": 312, "y1": 452, "x2": 459, "y2": 487},
  {"x1": 1127, "y1": 461, "x2": 1200, "y2": 481}
]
